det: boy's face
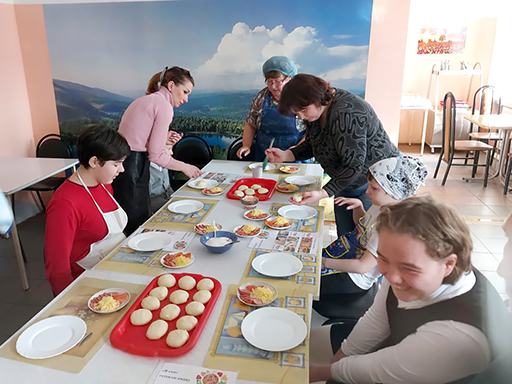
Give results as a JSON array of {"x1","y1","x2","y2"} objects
[
  {"x1": 366, "y1": 178, "x2": 397, "y2": 206},
  {"x1": 92, "y1": 158, "x2": 125, "y2": 184},
  {"x1": 377, "y1": 228, "x2": 456, "y2": 302}
]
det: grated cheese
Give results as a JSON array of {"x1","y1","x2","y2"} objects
[
  {"x1": 172, "y1": 255, "x2": 191, "y2": 266},
  {"x1": 96, "y1": 296, "x2": 120, "y2": 312},
  {"x1": 250, "y1": 209, "x2": 265, "y2": 216},
  {"x1": 242, "y1": 224, "x2": 257, "y2": 233},
  {"x1": 273, "y1": 216, "x2": 290, "y2": 226},
  {"x1": 251, "y1": 287, "x2": 274, "y2": 303},
  {"x1": 210, "y1": 187, "x2": 223, "y2": 193}
]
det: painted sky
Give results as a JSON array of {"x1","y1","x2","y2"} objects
[{"x1": 44, "y1": 0, "x2": 373, "y2": 97}]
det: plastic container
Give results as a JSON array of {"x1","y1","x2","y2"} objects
[{"x1": 226, "y1": 178, "x2": 277, "y2": 201}]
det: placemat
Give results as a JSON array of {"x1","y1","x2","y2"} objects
[
  {"x1": 178, "y1": 172, "x2": 243, "y2": 194},
  {"x1": 204, "y1": 284, "x2": 309, "y2": 384},
  {"x1": 275, "y1": 175, "x2": 322, "y2": 193},
  {"x1": 0, "y1": 278, "x2": 145, "y2": 373},
  {"x1": 268, "y1": 203, "x2": 324, "y2": 232},
  {"x1": 244, "y1": 163, "x2": 307, "y2": 176}
]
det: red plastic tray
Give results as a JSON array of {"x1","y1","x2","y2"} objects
[
  {"x1": 110, "y1": 273, "x2": 221, "y2": 357},
  {"x1": 226, "y1": 178, "x2": 277, "y2": 201}
]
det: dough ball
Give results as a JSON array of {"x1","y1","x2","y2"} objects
[
  {"x1": 160, "y1": 304, "x2": 181, "y2": 321},
  {"x1": 146, "y1": 319, "x2": 169, "y2": 340},
  {"x1": 141, "y1": 296, "x2": 160, "y2": 311},
  {"x1": 234, "y1": 190, "x2": 244, "y2": 198},
  {"x1": 185, "y1": 301, "x2": 205, "y2": 316},
  {"x1": 178, "y1": 276, "x2": 196, "y2": 290},
  {"x1": 130, "y1": 309, "x2": 152, "y2": 326},
  {"x1": 169, "y1": 289, "x2": 189, "y2": 304},
  {"x1": 193, "y1": 290, "x2": 212, "y2": 304},
  {"x1": 293, "y1": 193, "x2": 303, "y2": 203},
  {"x1": 245, "y1": 188, "x2": 255, "y2": 196},
  {"x1": 176, "y1": 315, "x2": 198, "y2": 331},
  {"x1": 197, "y1": 278, "x2": 214, "y2": 291},
  {"x1": 166, "y1": 329, "x2": 189, "y2": 348},
  {"x1": 158, "y1": 274, "x2": 176, "y2": 288},
  {"x1": 149, "y1": 286, "x2": 168, "y2": 301},
  {"x1": 238, "y1": 185, "x2": 248, "y2": 191},
  {"x1": 251, "y1": 184, "x2": 262, "y2": 190},
  {"x1": 257, "y1": 188, "x2": 269, "y2": 194},
  {"x1": 197, "y1": 180, "x2": 207, "y2": 187}
]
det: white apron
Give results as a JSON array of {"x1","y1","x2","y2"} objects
[{"x1": 76, "y1": 172, "x2": 128, "y2": 269}]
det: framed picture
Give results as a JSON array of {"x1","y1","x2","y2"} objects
[{"x1": 417, "y1": 27, "x2": 467, "y2": 54}]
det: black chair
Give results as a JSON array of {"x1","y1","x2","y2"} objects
[
  {"x1": 433, "y1": 92, "x2": 493, "y2": 187},
  {"x1": 169, "y1": 135, "x2": 212, "y2": 190},
  {"x1": 226, "y1": 137, "x2": 243, "y2": 161}
]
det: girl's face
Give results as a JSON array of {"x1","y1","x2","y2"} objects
[
  {"x1": 377, "y1": 229, "x2": 457, "y2": 302},
  {"x1": 168, "y1": 80, "x2": 193, "y2": 108},
  {"x1": 366, "y1": 178, "x2": 397, "y2": 207},
  {"x1": 292, "y1": 103, "x2": 326, "y2": 122},
  {"x1": 90, "y1": 157, "x2": 125, "y2": 185}
]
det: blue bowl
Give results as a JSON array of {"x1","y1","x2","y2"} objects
[{"x1": 200, "y1": 231, "x2": 238, "y2": 254}]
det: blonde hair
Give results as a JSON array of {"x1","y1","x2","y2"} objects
[{"x1": 376, "y1": 195, "x2": 472, "y2": 284}]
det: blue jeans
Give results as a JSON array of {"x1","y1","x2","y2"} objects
[{"x1": 333, "y1": 183, "x2": 372, "y2": 237}]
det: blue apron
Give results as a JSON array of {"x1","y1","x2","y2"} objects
[{"x1": 252, "y1": 93, "x2": 303, "y2": 161}]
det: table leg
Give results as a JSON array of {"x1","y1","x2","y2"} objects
[
  {"x1": 498, "y1": 130, "x2": 511, "y2": 185},
  {"x1": 420, "y1": 109, "x2": 429, "y2": 156},
  {"x1": 408, "y1": 110, "x2": 415, "y2": 146},
  {"x1": 6, "y1": 195, "x2": 30, "y2": 290}
]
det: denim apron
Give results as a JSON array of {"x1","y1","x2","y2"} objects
[{"x1": 252, "y1": 93, "x2": 302, "y2": 161}]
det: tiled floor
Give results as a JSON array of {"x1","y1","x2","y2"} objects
[{"x1": 0, "y1": 145, "x2": 509, "y2": 345}]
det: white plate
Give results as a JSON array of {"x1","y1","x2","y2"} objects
[
  {"x1": 127, "y1": 232, "x2": 173, "y2": 251},
  {"x1": 237, "y1": 281, "x2": 277, "y2": 307},
  {"x1": 234, "y1": 225, "x2": 262, "y2": 237},
  {"x1": 285, "y1": 176, "x2": 316, "y2": 186},
  {"x1": 249, "y1": 162, "x2": 276, "y2": 171},
  {"x1": 252, "y1": 252, "x2": 303, "y2": 277},
  {"x1": 167, "y1": 200, "x2": 204, "y2": 214},
  {"x1": 276, "y1": 184, "x2": 299, "y2": 193},
  {"x1": 16, "y1": 316, "x2": 87, "y2": 359},
  {"x1": 194, "y1": 222, "x2": 222, "y2": 235},
  {"x1": 187, "y1": 179, "x2": 219, "y2": 189},
  {"x1": 202, "y1": 187, "x2": 224, "y2": 196},
  {"x1": 241, "y1": 307, "x2": 307, "y2": 351},
  {"x1": 160, "y1": 252, "x2": 195, "y2": 269},
  {"x1": 279, "y1": 166, "x2": 301, "y2": 174},
  {"x1": 265, "y1": 216, "x2": 293, "y2": 230},
  {"x1": 278, "y1": 205, "x2": 317, "y2": 220},
  {"x1": 243, "y1": 209, "x2": 270, "y2": 221},
  {"x1": 88, "y1": 288, "x2": 131, "y2": 314}
]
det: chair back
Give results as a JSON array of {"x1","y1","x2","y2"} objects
[
  {"x1": 36, "y1": 134, "x2": 74, "y2": 159},
  {"x1": 172, "y1": 135, "x2": 212, "y2": 167},
  {"x1": 442, "y1": 92, "x2": 457, "y2": 162},
  {"x1": 226, "y1": 137, "x2": 243, "y2": 161},
  {"x1": 472, "y1": 85, "x2": 502, "y2": 116}
]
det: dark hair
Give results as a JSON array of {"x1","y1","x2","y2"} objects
[
  {"x1": 278, "y1": 74, "x2": 335, "y2": 114},
  {"x1": 146, "y1": 66, "x2": 195, "y2": 95},
  {"x1": 77, "y1": 125, "x2": 131, "y2": 168},
  {"x1": 376, "y1": 195, "x2": 472, "y2": 285}
]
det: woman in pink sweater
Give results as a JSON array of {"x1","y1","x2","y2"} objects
[{"x1": 113, "y1": 67, "x2": 202, "y2": 234}]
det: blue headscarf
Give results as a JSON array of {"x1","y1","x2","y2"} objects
[{"x1": 262, "y1": 56, "x2": 297, "y2": 77}]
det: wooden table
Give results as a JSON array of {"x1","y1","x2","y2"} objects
[{"x1": 0, "y1": 157, "x2": 78, "y2": 290}]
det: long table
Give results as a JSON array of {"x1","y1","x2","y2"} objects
[{"x1": 0, "y1": 160, "x2": 324, "y2": 384}]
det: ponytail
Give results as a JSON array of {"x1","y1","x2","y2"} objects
[{"x1": 146, "y1": 66, "x2": 195, "y2": 95}]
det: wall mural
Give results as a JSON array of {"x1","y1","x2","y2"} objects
[{"x1": 44, "y1": 0, "x2": 373, "y2": 159}]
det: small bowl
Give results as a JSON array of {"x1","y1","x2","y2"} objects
[
  {"x1": 240, "y1": 195, "x2": 259, "y2": 209},
  {"x1": 200, "y1": 231, "x2": 238, "y2": 254}
]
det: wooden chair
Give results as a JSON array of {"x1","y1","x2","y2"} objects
[{"x1": 434, "y1": 92, "x2": 493, "y2": 186}]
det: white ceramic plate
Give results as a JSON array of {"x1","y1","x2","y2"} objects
[
  {"x1": 194, "y1": 222, "x2": 222, "y2": 235},
  {"x1": 237, "y1": 281, "x2": 277, "y2": 307},
  {"x1": 284, "y1": 175, "x2": 316, "y2": 186},
  {"x1": 202, "y1": 187, "x2": 224, "y2": 196},
  {"x1": 264, "y1": 216, "x2": 293, "y2": 230},
  {"x1": 249, "y1": 162, "x2": 276, "y2": 171},
  {"x1": 278, "y1": 205, "x2": 317, "y2": 220},
  {"x1": 127, "y1": 232, "x2": 173, "y2": 251},
  {"x1": 88, "y1": 288, "x2": 131, "y2": 314},
  {"x1": 252, "y1": 252, "x2": 303, "y2": 277},
  {"x1": 241, "y1": 307, "x2": 307, "y2": 351},
  {"x1": 160, "y1": 252, "x2": 195, "y2": 269},
  {"x1": 279, "y1": 165, "x2": 301, "y2": 174},
  {"x1": 187, "y1": 179, "x2": 219, "y2": 189},
  {"x1": 167, "y1": 200, "x2": 204, "y2": 214},
  {"x1": 276, "y1": 184, "x2": 299, "y2": 193},
  {"x1": 243, "y1": 209, "x2": 270, "y2": 221},
  {"x1": 16, "y1": 316, "x2": 87, "y2": 359},
  {"x1": 234, "y1": 225, "x2": 262, "y2": 237}
]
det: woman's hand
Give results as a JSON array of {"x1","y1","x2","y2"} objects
[
  {"x1": 266, "y1": 148, "x2": 295, "y2": 163},
  {"x1": 293, "y1": 190, "x2": 328, "y2": 205},
  {"x1": 333, "y1": 197, "x2": 363, "y2": 210},
  {"x1": 237, "y1": 146, "x2": 251, "y2": 159},
  {"x1": 166, "y1": 131, "x2": 183, "y2": 146},
  {"x1": 182, "y1": 164, "x2": 202, "y2": 179}
]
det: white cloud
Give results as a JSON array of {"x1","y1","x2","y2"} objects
[{"x1": 194, "y1": 22, "x2": 368, "y2": 92}]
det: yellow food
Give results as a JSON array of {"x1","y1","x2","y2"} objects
[
  {"x1": 203, "y1": 224, "x2": 220, "y2": 233},
  {"x1": 172, "y1": 255, "x2": 191, "y2": 266},
  {"x1": 209, "y1": 186, "x2": 223, "y2": 193},
  {"x1": 251, "y1": 287, "x2": 274, "y2": 303},
  {"x1": 250, "y1": 209, "x2": 265, "y2": 216},
  {"x1": 242, "y1": 224, "x2": 258, "y2": 233},
  {"x1": 96, "y1": 296, "x2": 120, "y2": 312},
  {"x1": 282, "y1": 166, "x2": 292, "y2": 172},
  {"x1": 288, "y1": 183, "x2": 298, "y2": 189},
  {"x1": 273, "y1": 216, "x2": 290, "y2": 226}
]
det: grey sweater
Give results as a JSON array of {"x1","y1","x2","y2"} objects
[{"x1": 291, "y1": 89, "x2": 399, "y2": 196}]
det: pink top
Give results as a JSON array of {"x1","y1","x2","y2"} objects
[{"x1": 118, "y1": 87, "x2": 174, "y2": 168}]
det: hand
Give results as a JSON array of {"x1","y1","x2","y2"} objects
[
  {"x1": 309, "y1": 364, "x2": 334, "y2": 382},
  {"x1": 293, "y1": 190, "x2": 328, "y2": 205},
  {"x1": 182, "y1": 164, "x2": 202, "y2": 179},
  {"x1": 237, "y1": 146, "x2": 251, "y2": 159},
  {"x1": 266, "y1": 148, "x2": 294, "y2": 163},
  {"x1": 166, "y1": 131, "x2": 183, "y2": 146},
  {"x1": 331, "y1": 347, "x2": 346, "y2": 363},
  {"x1": 333, "y1": 197, "x2": 363, "y2": 210}
]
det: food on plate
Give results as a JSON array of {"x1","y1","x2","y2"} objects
[
  {"x1": 195, "y1": 222, "x2": 222, "y2": 235},
  {"x1": 130, "y1": 308, "x2": 152, "y2": 326},
  {"x1": 193, "y1": 290, "x2": 212, "y2": 304},
  {"x1": 197, "y1": 278, "x2": 214, "y2": 291},
  {"x1": 251, "y1": 184, "x2": 262, "y2": 190},
  {"x1": 266, "y1": 216, "x2": 292, "y2": 228},
  {"x1": 240, "y1": 195, "x2": 259, "y2": 207},
  {"x1": 281, "y1": 166, "x2": 300, "y2": 173},
  {"x1": 276, "y1": 183, "x2": 298, "y2": 192},
  {"x1": 185, "y1": 301, "x2": 205, "y2": 316},
  {"x1": 205, "y1": 236, "x2": 232, "y2": 247},
  {"x1": 146, "y1": 319, "x2": 169, "y2": 340},
  {"x1": 149, "y1": 286, "x2": 168, "y2": 301},
  {"x1": 244, "y1": 188, "x2": 255, "y2": 196},
  {"x1": 293, "y1": 193, "x2": 303, "y2": 203},
  {"x1": 169, "y1": 289, "x2": 189, "y2": 304},
  {"x1": 162, "y1": 252, "x2": 193, "y2": 267},
  {"x1": 234, "y1": 190, "x2": 244, "y2": 197},
  {"x1": 245, "y1": 209, "x2": 269, "y2": 220},
  {"x1": 203, "y1": 186, "x2": 223, "y2": 194},
  {"x1": 94, "y1": 296, "x2": 120, "y2": 312},
  {"x1": 176, "y1": 315, "x2": 198, "y2": 331},
  {"x1": 238, "y1": 285, "x2": 275, "y2": 305},
  {"x1": 257, "y1": 187, "x2": 269, "y2": 194},
  {"x1": 235, "y1": 224, "x2": 261, "y2": 237},
  {"x1": 158, "y1": 274, "x2": 176, "y2": 288},
  {"x1": 166, "y1": 329, "x2": 189, "y2": 348},
  {"x1": 238, "y1": 185, "x2": 249, "y2": 191},
  {"x1": 196, "y1": 180, "x2": 207, "y2": 187},
  {"x1": 141, "y1": 296, "x2": 160, "y2": 311},
  {"x1": 160, "y1": 304, "x2": 181, "y2": 321},
  {"x1": 178, "y1": 276, "x2": 196, "y2": 290}
]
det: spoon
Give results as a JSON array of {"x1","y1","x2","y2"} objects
[{"x1": 212, "y1": 220, "x2": 217, "y2": 238}]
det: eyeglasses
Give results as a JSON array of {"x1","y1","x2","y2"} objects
[{"x1": 265, "y1": 77, "x2": 288, "y2": 87}]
